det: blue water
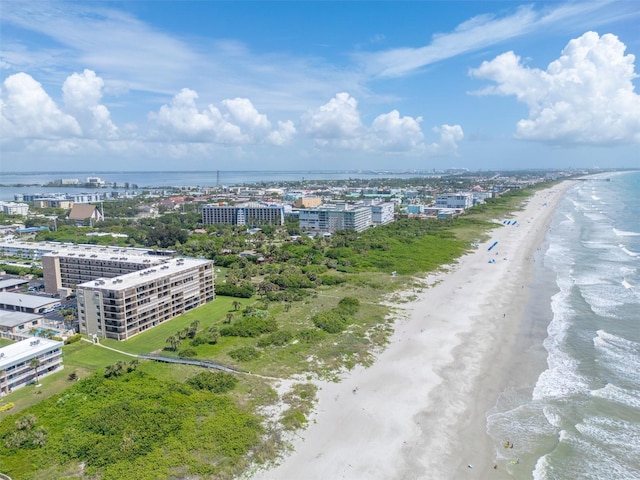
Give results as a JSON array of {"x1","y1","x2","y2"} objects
[
  {"x1": 0, "y1": 170, "x2": 434, "y2": 201},
  {"x1": 487, "y1": 171, "x2": 640, "y2": 479}
]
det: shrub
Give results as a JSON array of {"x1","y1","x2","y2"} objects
[
  {"x1": 318, "y1": 274, "x2": 346, "y2": 286},
  {"x1": 178, "y1": 348, "x2": 197, "y2": 358},
  {"x1": 296, "y1": 329, "x2": 325, "y2": 344},
  {"x1": 0, "y1": 402, "x2": 15, "y2": 412},
  {"x1": 187, "y1": 371, "x2": 238, "y2": 394},
  {"x1": 215, "y1": 282, "x2": 255, "y2": 298},
  {"x1": 228, "y1": 346, "x2": 261, "y2": 362},
  {"x1": 312, "y1": 310, "x2": 347, "y2": 334},
  {"x1": 64, "y1": 334, "x2": 82, "y2": 345},
  {"x1": 337, "y1": 296, "x2": 360, "y2": 315},
  {"x1": 189, "y1": 335, "x2": 209, "y2": 346},
  {"x1": 257, "y1": 330, "x2": 293, "y2": 348},
  {"x1": 220, "y1": 317, "x2": 278, "y2": 338}
]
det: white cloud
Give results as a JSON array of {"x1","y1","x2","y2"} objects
[
  {"x1": 368, "y1": 110, "x2": 424, "y2": 152},
  {"x1": 0, "y1": 72, "x2": 82, "y2": 140},
  {"x1": 470, "y1": 32, "x2": 640, "y2": 144},
  {"x1": 149, "y1": 88, "x2": 295, "y2": 145},
  {"x1": 301, "y1": 92, "x2": 461, "y2": 155},
  {"x1": 426, "y1": 124, "x2": 465, "y2": 156},
  {"x1": 267, "y1": 120, "x2": 297, "y2": 146},
  {"x1": 221, "y1": 97, "x2": 272, "y2": 137},
  {"x1": 300, "y1": 92, "x2": 364, "y2": 145},
  {"x1": 357, "y1": 1, "x2": 629, "y2": 78},
  {"x1": 63, "y1": 69, "x2": 118, "y2": 139}
]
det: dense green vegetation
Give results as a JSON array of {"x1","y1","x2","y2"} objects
[
  {"x1": 0, "y1": 182, "x2": 552, "y2": 479},
  {"x1": 0, "y1": 365, "x2": 261, "y2": 480}
]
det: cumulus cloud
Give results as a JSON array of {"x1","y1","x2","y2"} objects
[
  {"x1": 267, "y1": 120, "x2": 297, "y2": 146},
  {"x1": 426, "y1": 124, "x2": 464, "y2": 156},
  {"x1": 300, "y1": 92, "x2": 364, "y2": 146},
  {"x1": 63, "y1": 69, "x2": 118, "y2": 139},
  {"x1": 149, "y1": 88, "x2": 293, "y2": 145},
  {"x1": 369, "y1": 110, "x2": 424, "y2": 152},
  {"x1": 470, "y1": 31, "x2": 640, "y2": 144},
  {"x1": 301, "y1": 92, "x2": 462, "y2": 155},
  {"x1": 1, "y1": 72, "x2": 82, "y2": 139}
]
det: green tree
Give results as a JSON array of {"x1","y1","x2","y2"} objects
[
  {"x1": 165, "y1": 335, "x2": 180, "y2": 352},
  {"x1": 29, "y1": 358, "x2": 41, "y2": 386}
]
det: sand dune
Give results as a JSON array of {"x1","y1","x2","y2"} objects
[{"x1": 250, "y1": 182, "x2": 573, "y2": 480}]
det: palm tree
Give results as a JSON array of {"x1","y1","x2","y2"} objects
[
  {"x1": 232, "y1": 300, "x2": 241, "y2": 311},
  {"x1": 165, "y1": 335, "x2": 179, "y2": 352},
  {"x1": 29, "y1": 358, "x2": 41, "y2": 387},
  {"x1": 225, "y1": 313, "x2": 234, "y2": 324}
]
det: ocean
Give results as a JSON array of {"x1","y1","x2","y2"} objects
[
  {"x1": 0, "y1": 170, "x2": 431, "y2": 202},
  {"x1": 487, "y1": 171, "x2": 640, "y2": 479}
]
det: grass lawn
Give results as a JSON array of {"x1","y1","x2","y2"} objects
[
  {"x1": 0, "y1": 341, "x2": 131, "y2": 420},
  {"x1": 0, "y1": 338, "x2": 13, "y2": 347},
  {"x1": 99, "y1": 296, "x2": 249, "y2": 355}
]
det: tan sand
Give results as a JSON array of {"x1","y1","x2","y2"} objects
[{"x1": 249, "y1": 181, "x2": 574, "y2": 480}]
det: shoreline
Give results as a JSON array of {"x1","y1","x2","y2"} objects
[{"x1": 250, "y1": 181, "x2": 575, "y2": 480}]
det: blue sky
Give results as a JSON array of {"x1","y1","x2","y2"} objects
[{"x1": 1, "y1": 0, "x2": 639, "y2": 172}]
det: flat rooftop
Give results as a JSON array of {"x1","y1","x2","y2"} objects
[
  {"x1": 0, "y1": 292, "x2": 60, "y2": 309},
  {"x1": 0, "y1": 310, "x2": 41, "y2": 328},
  {"x1": 0, "y1": 278, "x2": 29, "y2": 289},
  {"x1": 0, "y1": 337, "x2": 63, "y2": 370},
  {"x1": 43, "y1": 248, "x2": 168, "y2": 267},
  {"x1": 78, "y1": 257, "x2": 213, "y2": 291},
  {"x1": 0, "y1": 240, "x2": 174, "y2": 258}
]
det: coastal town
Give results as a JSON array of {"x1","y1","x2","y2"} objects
[
  {"x1": 0, "y1": 169, "x2": 582, "y2": 396},
  {"x1": 0, "y1": 171, "x2": 624, "y2": 479}
]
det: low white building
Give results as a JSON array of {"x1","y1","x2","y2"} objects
[
  {"x1": 435, "y1": 193, "x2": 473, "y2": 210},
  {"x1": 370, "y1": 202, "x2": 395, "y2": 226},
  {"x1": 0, "y1": 338, "x2": 63, "y2": 396},
  {"x1": 0, "y1": 310, "x2": 42, "y2": 336},
  {"x1": 0, "y1": 292, "x2": 60, "y2": 314},
  {"x1": 0, "y1": 202, "x2": 29, "y2": 215}
]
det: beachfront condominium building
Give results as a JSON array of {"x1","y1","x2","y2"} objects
[
  {"x1": 41, "y1": 244, "x2": 172, "y2": 295},
  {"x1": 201, "y1": 202, "x2": 286, "y2": 226},
  {"x1": 435, "y1": 193, "x2": 474, "y2": 210},
  {"x1": 298, "y1": 203, "x2": 373, "y2": 233},
  {"x1": 0, "y1": 338, "x2": 64, "y2": 396},
  {"x1": 370, "y1": 202, "x2": 395, "y2": 226},
  {"x1": 77, "y1": 258, "x2": 215, "y2": 341}
]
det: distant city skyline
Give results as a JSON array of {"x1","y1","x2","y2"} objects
[{"x1": 1, "y1": 1, "x2": 639, "y2": 172}]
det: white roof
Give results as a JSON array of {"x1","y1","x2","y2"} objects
[
  {"x1": 0, "y1": 278, "x2": 29, "y2": 289},
  {"x1": 0, "y1": 310, "x2": 41, "y2": 328},
  {"x1": 0, "y1": 292, "x2": 59, "y2": 309},
  {"x1": 78, "y1": 257, "x2": 213, "y2": 291},
  {"x1": 0, "y1": 338, "x2": 63, "y2": 370}
]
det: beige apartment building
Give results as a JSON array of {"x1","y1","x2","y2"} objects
[
  {"x1": 77, "y1": 258, "x2": 215, "y2": 341},
  {"x1": 201, "y1": 202, "x2": 286, "y2": 226},
  {"x1": 42, "y1": 245, "x2": 169, "y2": 295}
]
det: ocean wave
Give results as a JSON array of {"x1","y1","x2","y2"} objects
[
  {"x1": 552, "y1": 429, "x2": 639, "y2": 479},
  {"x1": 593, "y1": 330, "x2": 640, "y2": 382},
  {"x1": 576, "y1": 416, "x2": 640, "y2": 457},
  {"x1": 580, "y1": 284, "x2": 636, "y2": 318},
  {"x1": 591, "y1": 383, "x2": 640, "y2": 410},
  {"x1": 614, "y1": 228, "x2": 640, "y2": 237},
  {"x1": 619, "y1": 245, "x2": 640, "y2": 257}
]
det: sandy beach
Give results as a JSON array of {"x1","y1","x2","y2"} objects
[{"x1": 250, "y1": 182, "x2": 574, "y2": 480}]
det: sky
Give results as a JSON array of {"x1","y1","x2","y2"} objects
[{"x1": 1, "y1": 0, "x2": 639, "y2": 173}]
